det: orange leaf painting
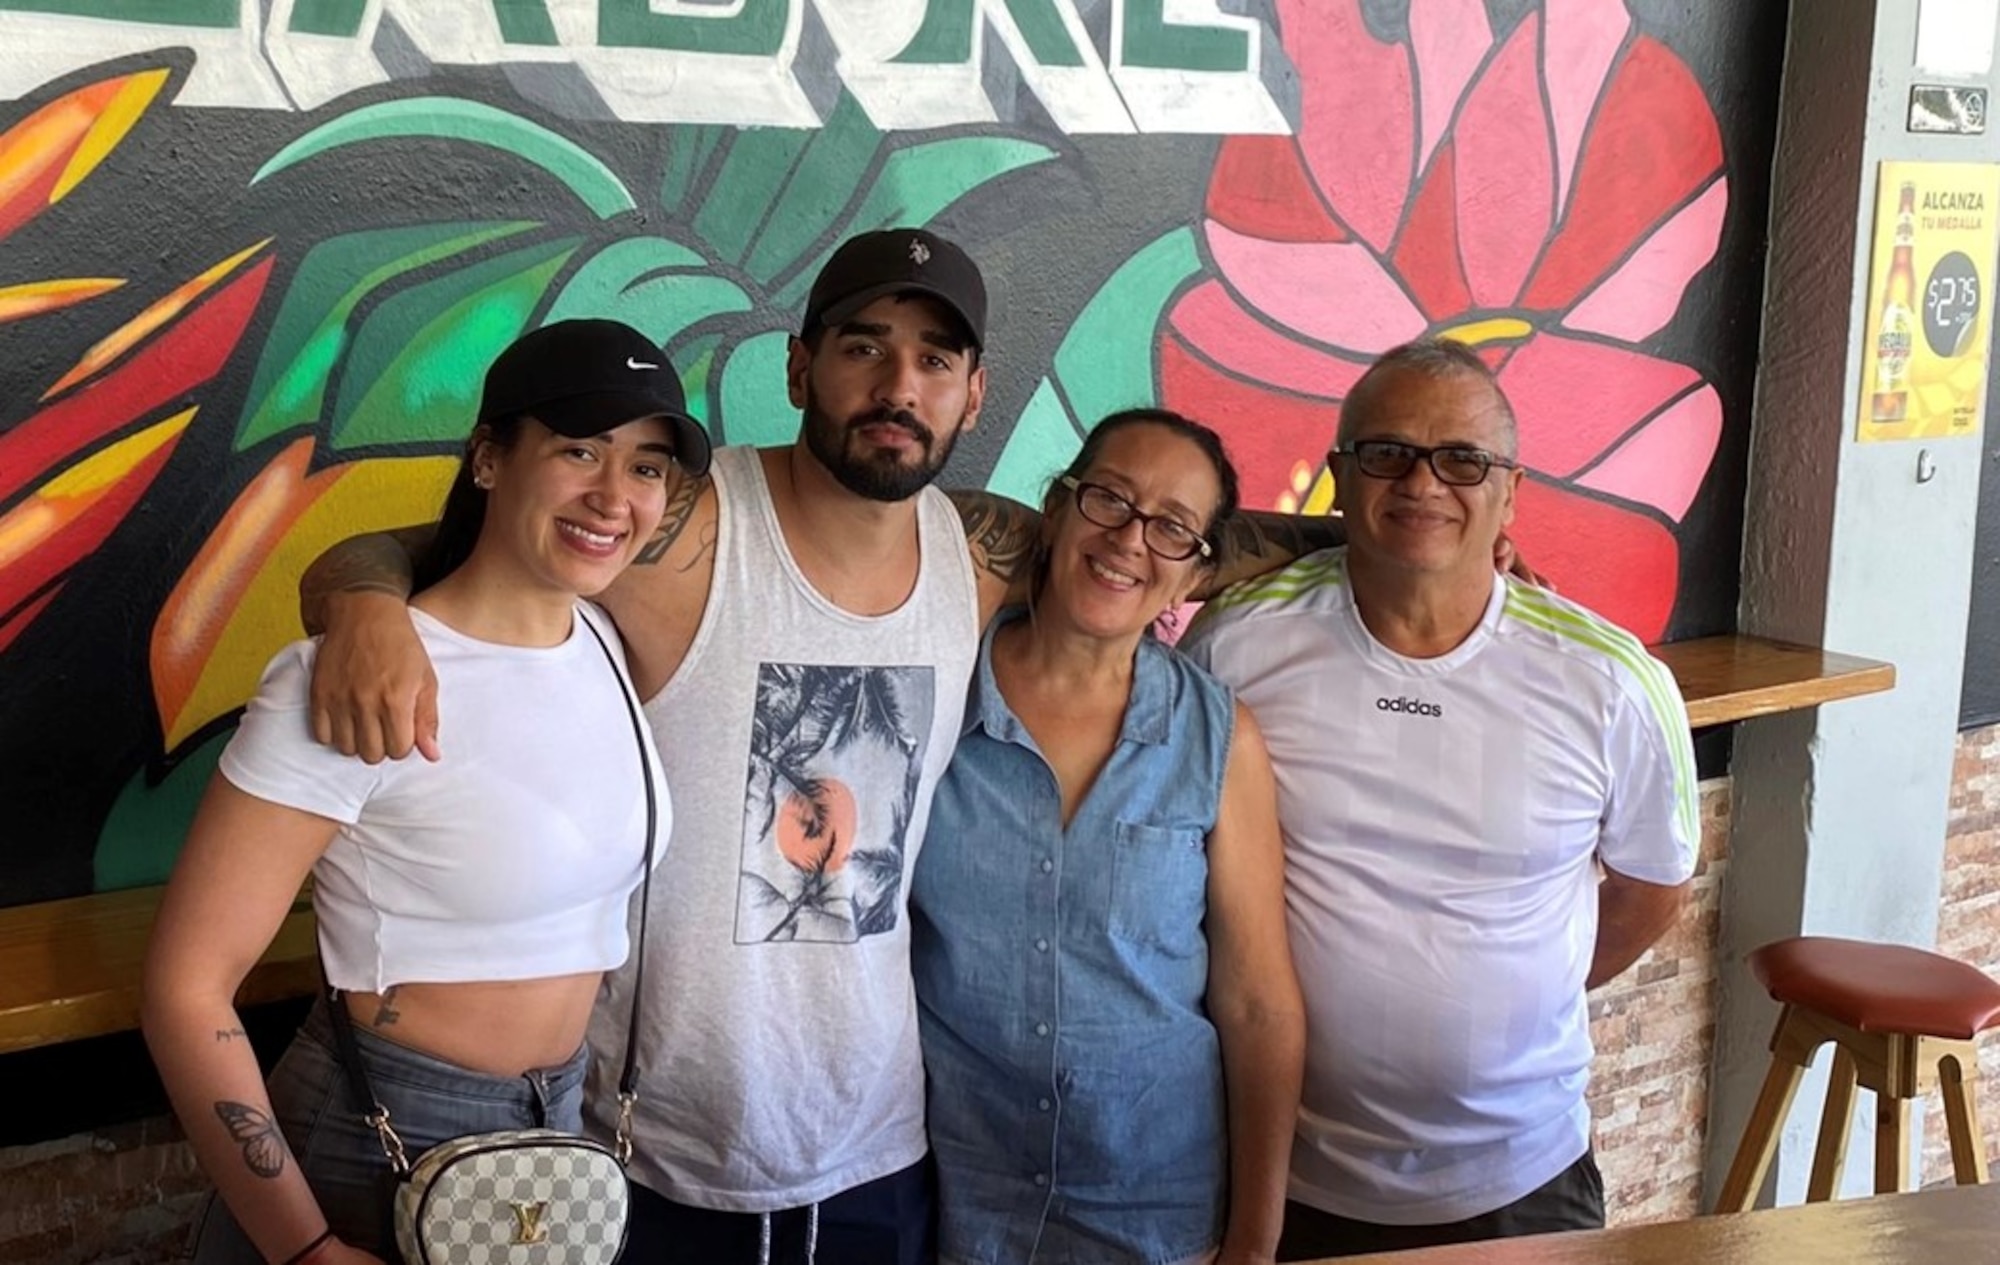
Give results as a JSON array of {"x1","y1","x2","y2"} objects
[
  {"x1": 43, "y1": 239, "x2": 273, "y2": 399},
  {"x1": 0, "y1": 68, "x2": 169, "y2": 241},
  {"x1": 0, "y1": 277, "x2": 125, "y2": 325},
  {"x1": 151, "y1": 448, "x2": 457, "y2": 751},
  {"x1": 0, "y1": 408, "x2": 195, "y2": 616},
  {"x1": 0, "y1": 256, "x2": 272, "y2": 506}
]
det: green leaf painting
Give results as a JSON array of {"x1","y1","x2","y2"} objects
[
  {"x1": 253, "y1": 99, "x2": 637, "y2": 218},
  {"x1": 988, "y1": 228, "x2": 1202, "y2": 502},
  {"x1": 236, "y1": 222, "x2": 541, "y2": 449},
  {"x1": 330, "y1": 238, "x2": 579, "y2": 450}
]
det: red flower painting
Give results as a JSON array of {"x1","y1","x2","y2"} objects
[{"x1": 1160, "y1": 0, "x2": 1727, "y2": 640}]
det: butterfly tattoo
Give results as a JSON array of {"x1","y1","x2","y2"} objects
[{"x1": 214, "y1": 1101, "x2": 286, "y2": 1179}]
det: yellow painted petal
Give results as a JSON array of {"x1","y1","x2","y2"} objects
[
  {"x1": 43, "y1": 238, "x2": 271, "y2": 399},
  {"x1": 52, "y1": 69, "x2": 169, "y2": 203},
  {"x1": 1301, "y1": 469, "x2": 1338, "y2": 516},
  {"x1": 0, "y1": 408, "x2": 194, "y2": 569},
  {"x1": 1434, "y1": 316, "x2": 1534, "y2": 348},
  {"x1": 156, "y1": 453, "x2": 457, "y2": 750},
  {"x1": 0, "y1": 276, "x2": 124, "y2": 323}
]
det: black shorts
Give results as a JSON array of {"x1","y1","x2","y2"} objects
[
  {"x1": 623, "y1": 1155, "x2": 936, "y2": 1265},
  {"x1": 1276, "y1": 1148, "x2": 1606, "y2": 1260}
]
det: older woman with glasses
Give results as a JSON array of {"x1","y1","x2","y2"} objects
[{"x1": 910, "y1": 408, "x2": 1306, "y2": 1265}]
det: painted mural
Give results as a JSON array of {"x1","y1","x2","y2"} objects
[{"x1": 0, "y1": 0, "x2": 1784, "y2": 906}]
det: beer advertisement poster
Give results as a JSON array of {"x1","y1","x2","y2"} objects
[{"x1": 1858, "y1": 159, "x2": 2000, "y2": 442}]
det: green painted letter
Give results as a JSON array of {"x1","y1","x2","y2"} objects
[
  {"x1": 1120, "y1": 0, "x2": 1248, "y2": 72},
  {"x1": 598, "y1": 0, "x2": 789, "y2": 56}
]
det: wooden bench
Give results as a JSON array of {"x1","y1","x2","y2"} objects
[
  {"x1": 0, "y1": 636, "x2": 1893, "y2": 1057},
  {"x1": 0, "y1": 885, "x2": 317, "y2": 1056}
]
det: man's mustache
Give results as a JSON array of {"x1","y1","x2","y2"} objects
[{"x1": 847, "y1": 407, "x2": 932, "y2": 445}]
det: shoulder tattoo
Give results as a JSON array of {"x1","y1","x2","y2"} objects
[
  {"x1": 634, "y1": 472, "x2": 710, "y2": 568},
  {"x1": 949, "y1": 490, "x2": 1039, "y2": 588}
]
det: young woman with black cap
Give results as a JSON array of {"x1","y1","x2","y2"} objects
[{"x1": 142, "y1": 320, "x2": 709, "y2": 1265}]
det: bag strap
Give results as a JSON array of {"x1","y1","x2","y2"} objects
[
  {"x1": 321, "y1": 604, "x2": 661, "y2": 1172},
  {"x1": 578, "y1": 607, "x2": 659, "y2": 1164}
]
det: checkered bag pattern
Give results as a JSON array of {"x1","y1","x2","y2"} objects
[{"x1": 393, "y1": 1129, "x2": 628, "y2": 1265}]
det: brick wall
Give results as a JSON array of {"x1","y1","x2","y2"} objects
[
  {"x1": 1923, "y1": 722, "x2": 2000, "y2": 1186},
  {"x1": 1589, "y1": 777, "x2": 1733, "y2": 1224},
  {"x1": 0, "y1": 1117, "x2": 205, "y2": 1264}
]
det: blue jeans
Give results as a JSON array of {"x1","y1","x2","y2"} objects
[{"x1": 191, "y1": 997, "x2": 588, "y2": 1262}]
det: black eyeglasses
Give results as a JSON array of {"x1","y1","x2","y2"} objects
[
  {"x1": 1059, "y1": 477, "x2": 1213, "y2": 561},
  {"x1": 1330, "y1": 439, "x2": 1519, "y2": 487}
]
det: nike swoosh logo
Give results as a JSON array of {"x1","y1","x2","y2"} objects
[{"x1": 627, "y1": 357, "x2": 659, "y2": 371}]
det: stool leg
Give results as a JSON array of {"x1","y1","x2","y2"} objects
[
  {"x1": 1807, "y1": 1047, "x2": 1859, "y2": 1202},
  {"x1": 1938, "y1": 1051, "x2": 1990, "y2": 1186},
  {"x1": 1874, "y1": 1089, "x2": 1913, "y2": 1194},
  {"x1": 1716, "y1": 1037, "x2": 1812, "y2": 1212}
]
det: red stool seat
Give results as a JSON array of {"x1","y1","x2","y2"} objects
[{"x1": 1750, "y1": 936, "x2": 2000, "y2": 1039}]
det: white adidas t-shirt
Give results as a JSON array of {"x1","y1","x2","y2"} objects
[{"x1": 1180, "y1": 549, "x2": 1697, "y2": 1225}]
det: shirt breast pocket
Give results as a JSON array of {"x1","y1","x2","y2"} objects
[{"x1": 1107, "y1": 820, "x2": 1209, "y2": 957}]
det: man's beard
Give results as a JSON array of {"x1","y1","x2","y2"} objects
[{"x1": 803, "y1": 397, "x2": 964, "y2": 503}]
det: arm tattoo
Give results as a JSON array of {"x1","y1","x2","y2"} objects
[
  {"x1": 371, "y1": 986, "x2": 402, "y2": 1027},
  {"x1": 634, "y1": 473, "x2": 709, "y2": 567},
  {"x1": 298, "y1": 532, "x2": 420, "y2": 634},
  {"x1": 1199, "y1": 510, "x2": 1347, "y2": 597},
  {"x1": 949, "y1": 490, "x2": 1040, "y2": 588},
  {"x1": 213, "y1": 1026, "x2": 247, "y2": 1042},
  {"x1": 214, "y1": 1101, "x2": 287, "y2": 1179}
]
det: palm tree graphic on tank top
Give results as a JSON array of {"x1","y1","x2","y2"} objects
[{"x1": 736, "y1": 663, "x2": 935, "y2": 944}]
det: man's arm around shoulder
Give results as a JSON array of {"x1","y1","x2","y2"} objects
[{"x1": 297, "y1": 525, "x2": 435, "y2": 764}]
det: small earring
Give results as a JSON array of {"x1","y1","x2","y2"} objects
[{"x1": 474, "y1": 472, "x2": 493, "y2": 490}]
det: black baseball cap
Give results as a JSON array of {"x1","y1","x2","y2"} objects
[
  {"x1": 478, "y1": 319, "x2": 712, "y2": 477},
  {"x1": 801, "y1": 228, "x2": 987, "y2": 350}
]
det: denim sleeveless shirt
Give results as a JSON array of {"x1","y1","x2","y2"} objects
[{"x1": 912, "y1": 611, "x2": 1236, "y2": 1265}]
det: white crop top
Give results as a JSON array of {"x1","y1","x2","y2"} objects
[{"x1": 219, "y1": 603, "x2": 669, "y2": 992}]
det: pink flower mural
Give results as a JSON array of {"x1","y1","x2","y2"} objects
[{"x1": 1160, "y1": 0, "x2": 1728, "y2": 640}]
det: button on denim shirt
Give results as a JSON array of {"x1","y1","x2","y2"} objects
[{"x1": 913, "y1": 612, "x2": 1236, "y2": 1265}]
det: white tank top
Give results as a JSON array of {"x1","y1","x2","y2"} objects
[{"x1": 587, "y1": 445, "x2": 981, "y2": 1211}]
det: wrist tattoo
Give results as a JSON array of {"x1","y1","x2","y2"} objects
[
  {"x1": 214, "y1": 1026, "x2": 247, "y2": 1042},
  {"x1": 215, "y1": 1101, "x2": 286, "y2": 1179}
]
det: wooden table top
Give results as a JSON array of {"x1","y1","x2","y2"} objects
[
  {"x1": 1650, "y1": 634, "x2": 1895, "y2": 728},
  {"x1": 1325, "y1": 1184, "x2": 2000, "y2": 1263},
  {"x1": 0, "y1": 884, "x2": 317, "y2": 1054}
]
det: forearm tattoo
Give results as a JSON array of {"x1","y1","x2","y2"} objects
[
  {"x1": 214, "y1": 1101, "x2": 286, "y2": 1179},
  {"x1": 213, "y1": 1026, "x2": 246, "y2": 1042},
  {"x1": 634, "y1": 473, "x2": 709, "y2": 568},
  {"x1": 950, "y1": 490, "x2": 1039, "y2": 588},
  {"x1": 299, "y1": 535, "x2": 417, "y2": 633}
]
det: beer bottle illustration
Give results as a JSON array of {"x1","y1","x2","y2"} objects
[{"x1": 1871, "y1": 180, "x2": 1918, "y2": 423}]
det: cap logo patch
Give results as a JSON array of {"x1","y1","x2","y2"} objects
[
  {"x1": 908, "y1": 238, "x2": 931, "y2": 265},
  {"x1": 626, "y1": 356, "x2": 659, "y2": 371}
]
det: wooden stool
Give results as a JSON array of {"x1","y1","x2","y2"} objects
[{"x1": 1714, "y1": 936, "x2": 2000, "y2": 1212}]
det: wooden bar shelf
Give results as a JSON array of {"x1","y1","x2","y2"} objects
[
  {"x1": 0, "y1": 885, "x2": 316, "y2": 1055},
  {"x1": 1652, "y1": 634, "x2": 1896, "y2": 729}
]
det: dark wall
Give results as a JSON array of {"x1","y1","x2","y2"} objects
[{"x1": 0, "y1": 0, "x2": 1788, "y2": 906}]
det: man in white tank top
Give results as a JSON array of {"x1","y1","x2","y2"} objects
[
  {"x1": 303, "y1": 231, "x2": 1347, "y2": 1264},
  {"x1": 1182, "y1": 340, "x2": 1698, "y2": 1260}
]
